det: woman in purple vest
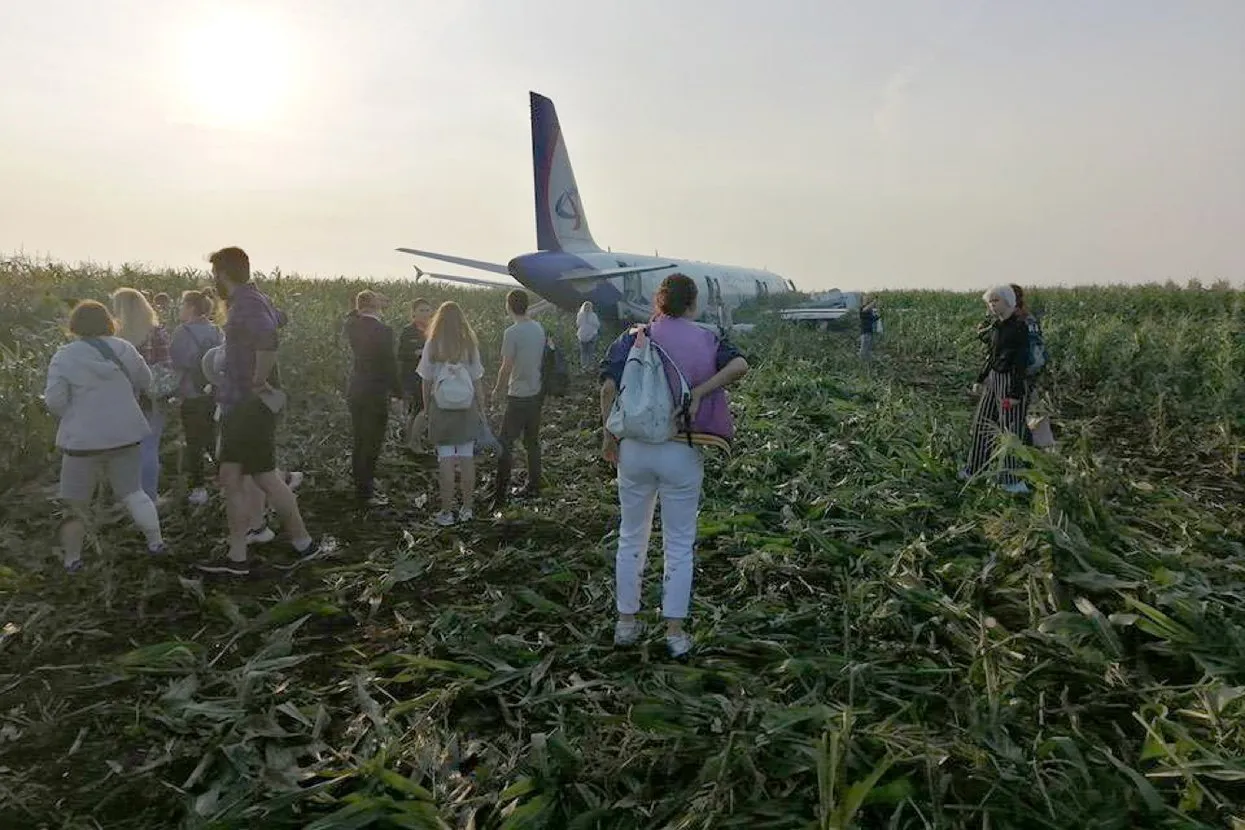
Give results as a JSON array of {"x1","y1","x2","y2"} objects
[{"x1": 599, "y1": 274, "x2": 750, "y2": 658}]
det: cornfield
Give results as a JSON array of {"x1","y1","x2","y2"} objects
[{"x1": 1, "y1": 257, "x2": 1244, "y2": 829}]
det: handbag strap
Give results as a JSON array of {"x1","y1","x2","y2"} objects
[{"x1": 83, "y1": 338, "x2": 130, "y2": 382}]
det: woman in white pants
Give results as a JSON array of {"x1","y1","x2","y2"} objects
[{"x1": 599, "y1": 274, "x2": 749, "y2": 658}]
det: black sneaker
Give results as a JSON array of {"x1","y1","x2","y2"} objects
[
  {"x1": 194, "y1": 558, "x2": 254, "y2": 577},
  {"x1": 273, "y1": 539, "x2": 322, "y2": 571}
]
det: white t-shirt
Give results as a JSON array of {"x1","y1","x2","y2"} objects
[{"x1": 416, "y1": 347, "x2": 485, "y2": 386}]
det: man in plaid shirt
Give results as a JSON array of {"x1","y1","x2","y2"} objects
[{"x1": 196, "y1": 247, "x2": 318, "y2": 578}]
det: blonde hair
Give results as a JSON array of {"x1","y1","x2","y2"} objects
[
  {"x1": 111, "y1": 287, "x2": 159, "y2": 347},
  {"x1": 355, "y1": 290, "x2": 381, "y2": 312},
  {"x1": 426, "y1": 301, "x2": 479, "y2": 364}
]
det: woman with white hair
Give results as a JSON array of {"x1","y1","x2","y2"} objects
[
  {"x1": 112, "y1": 287, "x2": 174, "y2": 502},
  {"x1": 575, "y1": 301, "x2": 601, "y2": 371},
  {"x1": 961, "y1": 284, "x2": 1030, "y2": 494}
]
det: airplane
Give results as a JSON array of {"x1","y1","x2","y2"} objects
[{"x1": 397, "y1": 92, "x2": 799, "y2": 326}]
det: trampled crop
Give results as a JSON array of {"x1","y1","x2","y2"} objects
[{"x1": 1, "y1": 258, "x2": 1243, "y2": 829}]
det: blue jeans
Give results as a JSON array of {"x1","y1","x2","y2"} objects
[{"x1": 140, "y1": 408, "x2": 166, "y2": 501}]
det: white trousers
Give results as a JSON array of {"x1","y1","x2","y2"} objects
[{"x1": 614, "y1": 440, "x2": 704, "y2": 620}]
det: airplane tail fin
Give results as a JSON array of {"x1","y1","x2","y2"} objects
[{"x1": 531, "y1": 92, "x2": 600, "y2": 254}]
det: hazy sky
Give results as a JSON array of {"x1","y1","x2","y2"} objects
[{"x1": 1, "y1": 0, "x2": 1242, "y2": 291}]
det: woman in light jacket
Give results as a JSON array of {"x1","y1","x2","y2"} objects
[
  {"x1": 44, "y1": 301, "x2": 167, "y2": 571},
  {"x1": 599, "y1": 274, "x2": 749, "y2": 659},
  {"x1": 576, "y1": 301, "x2": 601, "y2": 372},
  {"x1": 112, "y1": 287, "x2": 174, "y2": 502}
]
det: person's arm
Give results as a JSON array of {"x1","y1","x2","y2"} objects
[
  {"x1": 249, "y1": 317, "x2": 280, "y2": 390},
  {"x1": 43, "y1": 352, "x2": 70, "y2": 415},
  {"x1": 417, "y1": 349, "x2": 432, "y2": 412},
  {"x1": 381, "y1": 326, "x2": 402, "y2": 398},
  {"x1": 493, "y1": 329, "x2": 516, "y2": 401},
  {"x1": 122, "y1": 340, "x2": 153, "y2": 392},
  {"x1": 600, "y1": 378, "x2": 619, "y2": 463},
  {"x1": 1004, "y1": 321, "x2": 1028, "y2": 402},
  {"x1": 598, "y1": 332, "x2": 632, "y2": 463},
  {"x1": 493, "y1": 356, "x2": 514, "y2": 401}
]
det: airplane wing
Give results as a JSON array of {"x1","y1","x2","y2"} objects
[
  {"x1": 396, "y1": 248, "x2": 511, "y2": 276},
  {"x1": 554, "y1": 262, "x2": 678, "y2": 283},
  {"x1": 412, "y1": 266, "x2": 516, "y2": 290}
]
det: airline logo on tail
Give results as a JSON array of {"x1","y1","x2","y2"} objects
[{"x1": 554, "y1": 188, "x2": 584, "y2": 230}]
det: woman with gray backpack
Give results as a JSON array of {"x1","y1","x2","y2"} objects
[
  {"x1": 599, "y1": 274, "x2": 750, "y2": 658},
  {"x1": 416, "y1": 301, "x2": 487, "y2": 526}
]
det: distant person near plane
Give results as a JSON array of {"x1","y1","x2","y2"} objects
[{"x1": 859, "y1": 299, "x2": 880, "y2": 361}]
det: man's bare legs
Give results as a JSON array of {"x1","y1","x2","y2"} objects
[
  {"x1": 251, "y1": 470, "x2": 312, "y2": 551},
  {"x1": 221, "y1": 463, "x2": 252, "y2": 563}
]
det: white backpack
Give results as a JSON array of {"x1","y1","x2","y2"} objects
[
  {"x1": 433, "y1": 362, "x2": 475, "y2": 411},
  {"x1": 605, "y1": 327, "x2": 692, "y2": 444}
]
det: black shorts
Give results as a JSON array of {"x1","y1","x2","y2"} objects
[{"x1": 218, "y1": 397, "x2": 277, "y2": 475}]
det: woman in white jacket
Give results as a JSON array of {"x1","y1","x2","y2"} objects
[
  {"x1": 575, "y1": 301, "x2": 601, "y2": 372},
  {"x1": 44, "y1": 301, "x2": 167, "y2": 571}
]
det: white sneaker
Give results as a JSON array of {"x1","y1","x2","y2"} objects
[
  {"x1": 285, "y1": 471, "x2": 304, "y2": 491},
  {"x1": 614, "y1": 619, "x2": 645, "y2": 647},
  {"x1": 188, "y1": 488, "x2": 210, "y2": 507},
  {"x1": 246, "y1": 526, "x2": 276, "y2": 545},
  {"x1": 666, "y1": 631, "x2": 693, "y2": 659},
  {"x1": 458, "y1": 507, "x2": 474, "y2": 523},
  {"x1": 433, "y1": 511, "x2": 456, "y2": 527}
]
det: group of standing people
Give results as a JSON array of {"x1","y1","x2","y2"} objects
[
  {"x1": 335, "y1": 272, "x2": 751, "y2": 658},
  {"x1": 41, "y1": 254, "x2": 1043, "y2": 660},
  {"x1": 43, "y1": 247, "x2": 317, "y2": 576},
  {"x1": 342, "y1": 288, "x2": 569, "y2": 526}
]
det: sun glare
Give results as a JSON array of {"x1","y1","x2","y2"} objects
[{"x1": 177, "y1": 10, "x2": 293, "y2": 131}]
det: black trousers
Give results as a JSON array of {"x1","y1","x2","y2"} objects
[
  {"x1": 180, "y1": 396, "x2": 216, "y2": 488},
  {"x1": 349, "y1": 394, "x2": 390, "y2": 497},
  {"x1": 494, "y1": 394, "x2": 543, "y2": 500}
]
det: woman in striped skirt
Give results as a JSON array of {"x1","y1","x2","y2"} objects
[{"x1": 961, "y1": 284, "x2": 1030, "y2": 494}]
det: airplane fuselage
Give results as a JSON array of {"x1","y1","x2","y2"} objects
[{"x1": 508, "y1": 249, "x2": 792, "y2": 323}]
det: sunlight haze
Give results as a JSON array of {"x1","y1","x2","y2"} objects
[{"x1": 1, "y1": 0, "x2": 1241, "y2": 290}]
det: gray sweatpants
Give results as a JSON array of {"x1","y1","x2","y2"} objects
[{"x1": 58, "y1": 445, "x2": 142, "y2": 502}]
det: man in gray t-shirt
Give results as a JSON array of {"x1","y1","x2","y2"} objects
[{"x1": 492, "y1": 290, "x2": 546, "y2": 505}]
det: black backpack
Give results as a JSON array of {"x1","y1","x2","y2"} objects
[{"x1": 541, "y1": 338, "x2": 569, "y2": 397}]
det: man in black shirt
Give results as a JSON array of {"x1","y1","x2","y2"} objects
[{"x1": 344, "y1": 290, "x2": 401, "y2": 504}]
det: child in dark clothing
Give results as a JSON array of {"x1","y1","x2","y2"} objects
[{"x1": 398, "y1": 298, "x2": 433, "y2": 411}]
